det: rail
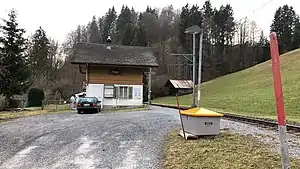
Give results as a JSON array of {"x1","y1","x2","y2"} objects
[{"x1": 151, "y1": 103, "x2": 300, "y2": 132}]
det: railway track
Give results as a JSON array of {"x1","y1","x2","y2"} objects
[{"x1": 151, "y1": 103, "x2": 300, "y2": 132}]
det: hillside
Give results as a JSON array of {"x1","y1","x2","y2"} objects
[{"x1": 154, "y1": 49, "x2": 300, "y2": 123}]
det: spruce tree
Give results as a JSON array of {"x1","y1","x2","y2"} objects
[
  {"x1": 202, "y1": 0, "x2": 213, "y2": 45},
  {"x1": 270, "y1": 5, "x2": 298, "y2": 53},
  {"x1": 88, "y1": 16, "x2": 101, "y2": 43},
  {"x1": 179, "y1": 4, "x2": 190, "y2": 52},
  {"x1": 116, "y1": 5, "x2": 136, "y2": 45},
  {"x1": 0, "y1": 9, "x2": 31, "y2": 107},
  {"x1": 292, "y1": 18, "x2": 300, "y2": 49},
  {"x1": 135, "y1": 13, "x2": 147, "y2": 46},
  {"x1": 102, "y1": 7, "x2": 117, "y2": 43},
  {"x1": 28, "y1": 27, "x2": 51, "y2": 79}
]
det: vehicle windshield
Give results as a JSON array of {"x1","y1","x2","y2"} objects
[{"x1": 78, "y1": 97, "x2": 96, "y2": 103}]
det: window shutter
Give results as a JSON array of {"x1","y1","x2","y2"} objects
[
  {"x1": 113, "y1": 87, "x2": 117, "y2": 99},
  {"x1": 129, "y1": 87, "x2": 133, "y2": 99}
]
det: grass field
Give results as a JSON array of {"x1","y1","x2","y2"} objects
[
  {"x1": 0, "y1": 104, "x2": 72, "y2": 122},
  {"x1": 154, "y1": 49, "x2": 300, "y2": 123},
  {"x1": 164, "y1": 130, "x2": 300, "y2": 169}
]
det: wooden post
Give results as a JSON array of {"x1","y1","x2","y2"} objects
[
  {"x1": 269, "y1": 32, "x2": 290, "y2": 169},
  {"x1": 56, "y1": 100, "x2": 58, "y2": 111},
  {"x1": 42, "y1": 100, "x2": 44, "y2": 110}
]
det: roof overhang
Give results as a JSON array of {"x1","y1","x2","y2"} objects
[
  {"x1": 165, "y1": 79, "x2": 194, "y2": 89},
  {"x1": 70, "y1": 61, "x2": 159, "y2": 68}
]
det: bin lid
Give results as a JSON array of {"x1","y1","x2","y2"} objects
[{"x1": 180, "y1": 108, "x2": 224, "y2": 117}]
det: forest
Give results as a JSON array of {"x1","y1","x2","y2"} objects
[{"x1": 1, "y1": 0, "x2": 300, "y2": 108}]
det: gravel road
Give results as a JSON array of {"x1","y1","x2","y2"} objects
[
  {"x1": 0, "y1": 106, "x2": 180, "y2": 169},
  {"x1": 0, "y1": 106, "x2": 299, "y2": 169}
]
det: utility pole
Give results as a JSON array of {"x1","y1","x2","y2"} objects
[
  {"x1": 148, "y1": 68, "x2": 152, "y2": 108},
  {"x1": 170, "y1": 25, "x2": 200, "y2": 108},
  {"x1": 184, "y1": 25, "x2": 200, "y2": 108},
  {"x1": 192, "y1": 33, "x2": 196, "y2": 108},
  {"x1": 198, "y1": 30, "x2": 203, "y2": 108}
]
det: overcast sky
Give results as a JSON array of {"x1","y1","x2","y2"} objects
[{"x1": 1, "y1": 0, "x2": 300, "y2": 43}]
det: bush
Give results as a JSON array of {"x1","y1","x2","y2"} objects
[
  {"x1": 27, "y1": 88, "x2": 44, "y2": 107},
  {"x1": 8, "y1": 99, "x2": 20, "y2": 108},
  {"x1": 0, "y1": 95, "x2": 5, "y2": 110}
]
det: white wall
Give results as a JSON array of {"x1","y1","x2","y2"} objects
[
  {"x1": 86, "y1": 84, "x2": 143, "y2": 107},
  {"x1": 86, "y1": 84, "x2": 104, "y2": 108}
]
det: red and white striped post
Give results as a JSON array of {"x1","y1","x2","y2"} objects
[{"x1": 269, "y1": 32, "x2": 290, "y2": 169}]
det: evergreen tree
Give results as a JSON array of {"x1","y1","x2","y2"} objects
[
  {"x1": 0, "y1": 9, "x2": 31, "y2": 107},
  {"x1": 179, "y1": 4, "x2": 203, "y2": 52},
  {"x1": 135, "y1": 13, "x2": 147, "y2": 46},
  {"x1": 28, "y1": 26, "x2": 51, "y2": 79},
  {"x1": 271, "y1": 5, "x2": 298, "y2": 53},
  {"x1": 88, "y1": 16, "x2": 101, "y2": 43},
  {"x1": 211, "y1": 4, "x2": 235, "y2": 74},
  {"x1": 189, "y1": 5, "x2": 203, "y2": 27},
  {"x1": 102, "y1": 7, "x2": 117, "y2": 43},
  {"x1": 143, "y1": 6, "x2": 159, "y2": 46},
  {"x1": 179, "y1": 4, "x2": 191, "y2": 52},
  {"x1": 131, "y1": 7, "x2": 138, "y2": 25},
  {"x1": 81, "y1": 25, "x2": 88, "y2": 43},
  {"x1": 292, "y1": 17, "x2": 300, "y2": 49},
  {"x1": 202, "y1": 0, "x2": 213, "y2": 45},
  {"x1": 116, "y1": 5, "x2": 135, "y2": 45},
  {"x1": 159, "y1": 5, "x2": 175, "y2": 42},
  {"x1": 201, "y1": 0, "x2": 214, "y2": 80},
  {"x1": 146, "y1": 6, "x2": 158, "y2": 17},
  {"x1": 98, "y1": 17, "x2": 104, "y2": 43}
]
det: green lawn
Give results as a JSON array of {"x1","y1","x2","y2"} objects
[
  {"x1": 164, "y1": 130, "x2": 300, "y2": 169},
  {"x1": 0, "y1": 104, "x2": 72, "y2": 122},
  {"x1": 154, "y1": 49, "x2": 300, "y2": 123}
]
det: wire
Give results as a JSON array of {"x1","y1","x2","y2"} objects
[{"x1": 252, "y1": 0, "x2": 276, "y2": 13}]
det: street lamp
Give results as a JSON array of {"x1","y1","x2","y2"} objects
[{"x1": 184, "y1": 25, "x2": 201, "y2": 108}]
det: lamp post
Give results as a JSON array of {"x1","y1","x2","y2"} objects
[
  {"x1": 198, "y1": 30, "x2": 203, "y2": 108},
  {"x1": 185, "y1": 25, "x2": 201, "y2": 108}
]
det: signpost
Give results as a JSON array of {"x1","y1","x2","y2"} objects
[{"x1": 269, "y1": 32, "x2": 290, "y2": 169}]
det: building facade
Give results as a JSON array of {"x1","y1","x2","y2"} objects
[{"x1": 71, "y1": 43, "x2": 158, "y2": 109}]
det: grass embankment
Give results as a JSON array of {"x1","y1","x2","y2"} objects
[
  {"x1": 164, "y1": 130, "x2": 300, "y2": 169},
  {"x1": 0, "y1": 104, "x2": 72, "y2": 122},
  {"x1": 154, "y1": 49, "x2": 300, "y2": 123}
]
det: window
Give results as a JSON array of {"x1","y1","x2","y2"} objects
[
  {"x1": 116, "y1": 86, "x2": 133, "y2": 99},
  {"x1": 104, "y1": 85, "x2": 114, "y2": 98},
  {"x1": 108, "y1": 68, "x2": 121, "y2": 75},
  {"x1": 78, "y1": 97, "x2": 97, "y2": 103}
]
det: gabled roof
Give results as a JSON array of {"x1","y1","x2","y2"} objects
[
  {"x1": 165, "y1": 79, "x2": 194, "y2": 89},
  {"x1": 70, "y1": 43, "x2": 158, "y2": 67}
]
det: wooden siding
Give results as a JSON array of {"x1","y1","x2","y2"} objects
[{"x1": 88, "y1": 66, "x2": 143, "y2": 85}]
